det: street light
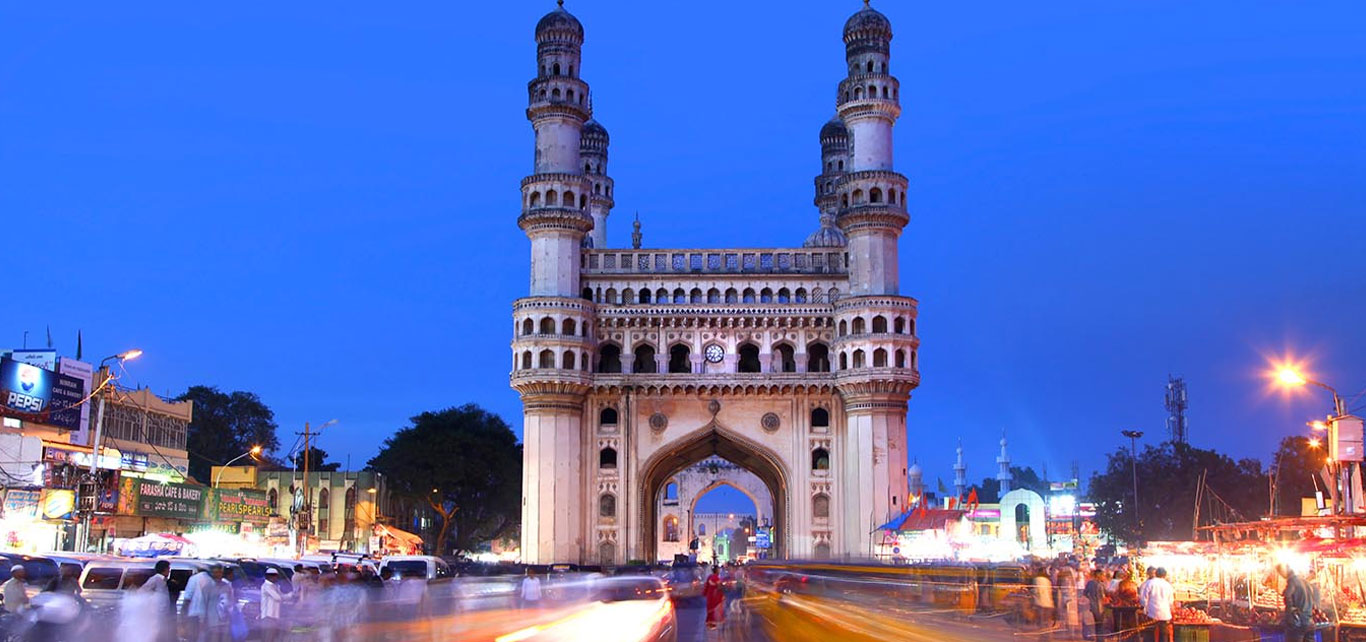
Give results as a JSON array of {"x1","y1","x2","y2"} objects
[
  {"x1": 1276, "y1": 364, "x2": 1356, "y2": 514},
  {"x1": 1121, "y1": 430, "x2": 1144, "y2": 536},
  {"x1": 76, "y1": 348, "x2": 141, "y2": 552},
  {"x1": 214, "y1": 446, "x2": 262, "y2": 488}
]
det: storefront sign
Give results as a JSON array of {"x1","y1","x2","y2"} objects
[
  {"x1": 188, "y1": 522, "x2": 240, "y2": 535},
  {"x1": 210, "y1": 488, "x2": 272, "y2": 522},
  {"x1": 41, "y1": 489, "x2": 75, "y2": 520},
  {"x1": 119, "y1": 452, "x2": 150, "y2": 472},
  {"x1": 5, "y1": 349, "x2": 57, "y2": 371},
  {"x1": 0, "y1": 358, "x2": 85, "y2": 430},
  {"x1": 2, "y1": 489, "x2": 41, "y2": 519},
  {"x1": 58, "y1": 358, "x2": 94, "y2": 445},
  {"x1": 45, "y1": 445, "x2": 121, "y2": 471},
  {"x1": 134, "y1": 480, "x2": 205, "y2": 519}
]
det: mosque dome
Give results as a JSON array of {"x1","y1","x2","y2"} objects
[
  {"x1": 582, "y1": 119, "x2": 609, "y2": 142},
  {"x1": 844, "y1": 4, "x2": 892, "y2": 40},
  {"x1": 908, "y1": 462, "x2": 923, "y2": 476},
  {"x1": 819, "y1": 117, "x2": 848, "y2": 141},
  {"x1": 803, "y1": 223, "x2": 848, "y2": 248},
  {"x1": 536, "y1": 4, "x2": 583, "y2": 41}
]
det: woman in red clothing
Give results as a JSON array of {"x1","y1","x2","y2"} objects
[{"x1": 704, "y1": 566, "x2": 725, "y2": 629}]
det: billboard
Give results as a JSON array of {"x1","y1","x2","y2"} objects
[
  {"x1": 133, "y1": 480, "x2": 205, "y2": 520},
  {"x1": 58, "y1": 358, "x2": 94, "y2": 445},
  {"x1": 5, "y1": 349, "x2": 57, "y2": 372},
  {"x1": 2, "y1": 489, "x2": 41, "y2": 520},
  {"x1": 0, "y1": 357, "x2": 85, "y2": 430},
  {"x1": 207, "y1": 488, "x2": 273, "y2": 523}
]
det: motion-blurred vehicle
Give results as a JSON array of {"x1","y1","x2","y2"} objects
[
  {"x1": 379, "y1": 555, "x2": 452, "y2": 581},
  {"x1": 494, "y1": 575, "x2": 677, "y2": 642},
  {"x1": 0, "y1": 553, "x2": 61, "y2": 600},
  {"x1": 662, "y1": 563, "x2": 702, "y2": 600}
]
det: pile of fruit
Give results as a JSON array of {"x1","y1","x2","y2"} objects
[
  {"x1": 1252, "y1": 591, "x2": 1285, "y2": 610},
  {"x1": 1341, "y1": 606, "x2": 1366, "y2": 624},
  {"x1": 1173, "y1": 607, "x2": 1218, "y2": 624}
]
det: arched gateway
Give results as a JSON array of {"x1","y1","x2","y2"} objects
[{"x1": 511, "y1": 3, "x2": 920, "y2": 564}]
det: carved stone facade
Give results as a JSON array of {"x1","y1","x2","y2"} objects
[
  {"x1": 513, "y1": 3, "x2": 920, "y2": 564},
  {"x1": 655, "y1": 457, "x2": 774, "y2": 562}
]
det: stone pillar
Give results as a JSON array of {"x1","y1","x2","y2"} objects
[
  {"x1": 519, "y1": 387, "x2": 587, "y2": 564},
  {"x1": 836, "y1": 382, "x2": 910, "y2": 557}
]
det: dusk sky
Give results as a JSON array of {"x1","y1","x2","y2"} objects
[{"x1": 3, "y1": 2, "x2": 1363, "y2": 513}]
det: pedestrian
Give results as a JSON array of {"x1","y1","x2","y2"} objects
[
  {"x1": 520, "y1": 569, "x2": 543, "y2": 609},
  {"x1": 3, "y1": 565, "x2": 29, "y2": 613},
  {"x1": 260, "y1": 568, "x2": 286, "y2": 642},
  {"x1": 1280, "y1": 564, "x2": 1315, "y2": 642},
  {"x1": 1033, "y1": 566, "x2": 1055, "y2": 632},
  {"x1": 1083, "y1": 569, "x2": 1106, "y2": 640},
  {"x1": 185, "y1": 565, "x2": 226, "y2": 642},
  {"x1": 703, "y1": 566, "x2": 725, "y2": 630},
  {"x1": 1143, "y1": 568, "x2": 1174, "y2": 642}
]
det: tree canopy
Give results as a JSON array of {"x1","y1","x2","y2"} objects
[
  {"x1": 367, "y1": 404, "x2": 521, "y2": 555},
  {"x1": 1088, "y1": 441, "x2": 1266, "y2": 544},
  {"x1": 178, "y1": 385, "x2": 281, "y2": 483},
  {"x1": 974, "y1": 466, "x2": 1051, "y2": 503},
  {"x1": 1271, "y1": 436, "x2": 1327, "y2": 516},
  {"x1": 292, "y1": 446, "x2": 341, "y2": 472}
]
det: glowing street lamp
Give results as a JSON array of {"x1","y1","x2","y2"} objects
[
  {"x1": 214, "y1": 445, "x2": 263, "y2": 488},
  {"x1": 1275, "y1": 362, "x2": 1360, "y2": 514}
]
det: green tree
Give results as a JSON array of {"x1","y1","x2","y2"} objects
[
  {"x1": 975, "y1": 466, "x2": 1051, "y2": 503},
  {"x1": 178, "y1": 385, "x2": 281, "y2": 482},
  {"x1": 367, "y1": 404, "x2": 521, "y2": 555},
  {"x1": 1271, "y1": 436, "x2": 1327, "y2": 516},
  {"x1": 1088, "y1": 441, "x2": 1266, "y2": 544},
  {"x1": 292, "y1": 446, "x2": 341, "y2": 472}
]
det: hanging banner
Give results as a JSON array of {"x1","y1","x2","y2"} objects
[
  {"x1": 2, "y1": 489, "x2": 41, "y2": 519},
  {"x1": 134, "y1": 480, "x2": 205, "y2": 520}
]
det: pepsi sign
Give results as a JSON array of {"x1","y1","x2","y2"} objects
[{"x1": 0, "y1": 357, "x2": 84, "y2": 430}]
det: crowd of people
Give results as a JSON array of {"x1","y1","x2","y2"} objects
[{"x1": 1019, "y1": 559, "x2": 1175, "y2": 641}]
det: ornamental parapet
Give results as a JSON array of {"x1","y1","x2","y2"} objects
[
  {"x1": 834, "y1": 371, "x2": 920, "y2": 405},
  {"x1": 833, "y1": 295, "x2": 919, "y2": 313},
  {"x1": 836, "y1": 98, "x2": 902, "y2": 121},
  {"x1": 526, "y1": 101, "x2": 590, "y2": 122},
  {"x1": 513, "y1": 296, "x2": 597, "y2": 314},
  {"x1": 517, "y1": 208, "x2": 593, "y2": 233},
  {"x1": 581, "y1": 248, "x2": 848, "y2": 276},
  {"x1": 591, "y1": 373, "x2": 837, "y2": 397},
  {"x1": 835, "y1": 206, "x2": 909, "y2": 233},
  {"x1": 510, "y1": 371, "x2": 593, "y2": 398}
]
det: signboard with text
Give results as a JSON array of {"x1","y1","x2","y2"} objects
[
  {"x1": 134, "y1": 480, "x2": 205, "y2": 519},
  {"x1": 0, "y1": 357, "x2": 85, "y2": 430},
  {"x1": 207, "y1": 488, "x2": 272, "y2": 523},
  {"x1": 58, "y1": 358, "x2": 94, "y2": 444},
  {"x1": 2, "y1": 489, "x2": 41, "y2": 520}
]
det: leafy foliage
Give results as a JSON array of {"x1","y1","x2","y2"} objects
[
  {"x1": 1271, "y1": 436, "x2": 1327, "y2": 516},
  {"x1": 177, "y1": 385, "x2": 281, "y2": 483},
  {"x1": 292, "y1": 446, "x2": 341, "y2": 472},
  {"x1": 975, "y1": 466, "x2": 1052, "y2": 503},
  {"x1": 1088, "y1": 441, "x2": 1266, "y2": 544},
  {"x1": 367, "y1": 404, "x2": 521, "y2": 555}
]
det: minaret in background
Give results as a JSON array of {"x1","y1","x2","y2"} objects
[
  {"x1": 996, "y1": 431, "x2": 1013, "y2": 494},
  {"x1": 581, "y1": 119, "x2": 614, "y2": 248},
  {"x1": 805, "y1": 116, "x2": 850, "y2": 250},
  {"x1": 953, "y1": 440, "x2": 967, "y2": 500}
]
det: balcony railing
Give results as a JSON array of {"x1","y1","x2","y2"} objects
[{"x1": 582, "y1": 248, "x2": 847, "y2": 276}]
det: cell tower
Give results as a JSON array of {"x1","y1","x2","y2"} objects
[{"x1": 1166, "y1": 375, "x2": 1189, "y2": 444}]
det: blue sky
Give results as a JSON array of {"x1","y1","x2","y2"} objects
[{"x1": 2, "y1": 1, "x2": 1363, "y2": 513}]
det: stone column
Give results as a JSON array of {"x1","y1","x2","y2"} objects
[
  {"x1": 835, "y1": 381, "x2": 910, "y2": 557},
  {"x1": 517, "y1": 384, "x2": 588, "y2": 564}
]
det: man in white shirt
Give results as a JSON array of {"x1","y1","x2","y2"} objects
[
  {"x1": 259, "y1": 568, "x2": 286, "y2": 642},
  {"x1": 520, "y1": 570, "x2": 543, "y2": 609},
  {"x1": 3, "y1": 565, "x2": 29, "y2": 613},
  {"x1": 1143, "y1": 567, "x2": 1175, "y2": 642},
  {"x1": 1137, "y1": 567, "x2": 1156, "y2": 610}
]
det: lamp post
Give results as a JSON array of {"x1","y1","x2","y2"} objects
[
  {"x1": 1121, "y1": 430, "x2": 1144, "y2": 537},
  {"x1": 214, "y1": 446, "x2": 262, "y2": 488},
  {"x1": 1277, "y1": 367, "x2": 1357, "y2": 514},
  {"x1": 76, "y1": 349, "x2": 141, "y2": 552}
]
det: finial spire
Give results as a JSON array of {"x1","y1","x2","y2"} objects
[
  {"x1": 631, "y1": 212, "x2": 642, "y2": 249},
  {"x1": 863, "y1": 0, "x2": 870, "y2": 7},
  {"x1": 558, "y1": 0, "x2": 564, "y2": 7}
]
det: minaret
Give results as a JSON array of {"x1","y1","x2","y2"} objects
[
  {"x1": 513, "y1": 1, "x2": 597, "y2": 565},
  {"x1": 804, "y1": 116, "x2": 849, "y2": 252},
  {"x1": 832, "y1": 1, "x2": 918, "y2": 557},
  {"x1": 834, "y1": 0, "x2": 907, "y2": 296},
  {"x1": 996, "y1": 431, "x2": 1013, "y2": 494},
  {"x1": 522, "y1": 0, "x2": 593, "y2": 296},
  {"x1": 581, "y1": 119, "x2": 614, "y2": 248},
  {"x1": 953, "y1": 440, "x2": 967, "y2": 500}
]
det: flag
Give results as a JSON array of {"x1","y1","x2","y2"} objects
[
  {"x1": 936, "y1": 478, "x2": 948, "y2": 495},
  {"x1": 966, "y1": 488, "x2": 980, "y2": 514}
]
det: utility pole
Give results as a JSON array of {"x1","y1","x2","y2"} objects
[
  {"x1": 1121, "y1": 430, "x2": 1144, "y2": 539},
  {"x1": 298, "y1": 421, "x2": 312, "y2": 557}
]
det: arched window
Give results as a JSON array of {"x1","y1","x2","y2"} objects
[
  {"x1": 268, "y1": 488, "x2": 278, "y2": 510},
  {"x1": 562, "y1": 319, "x2": 577, "y2": 335},
  {"x1": 870, "y1": 188, "x2": 883, "y2": 203},
  {"x1": 638, "y1": 289, "x2": 651, "y2": 304},
  {"x1": 895, "y1": 349, "x2": 906, "y2": 368},
  {"x1": 605, "y1": 288, "x2": 618, "y2": 304},
  {"x1": 866, "y1": 60, "x2": 873, "y2": 73},
  {"x1": 894, "y1": 317, "x2": 906, "y2": 334},
  {"x1": 852, "y1": 317, "x2": 866, "y2": 334},
  {"x1": 345, "y1": 486, "x2": 357, "y2": 513},
  {"x1": 521, "y1": 319, "x2": 534, "y2": 336},
  {"x1": 698, "y1": 523, "x2": 707, "y2": 536},
  {"x1": 759, "y1": 288, "x2": 773, "y2": 303},
  {"x1": 668, "y1": 344, "x2": 691, "y2": 373},
  {"x1": 777, "y1": 288, "x2": 791, "y2": 303},
  {"x1": 841, "y1": 194, "x2": 849, "y2": 208},
  {"x1": 664, "y1": 482, "x2": 678, "y2": 501},
  {"x1": 807, "y1": 342, "x2": 830, "y2": 372},
  {"x1": 742, "y1": 288, "x2": 756, "y2": 303},
  {"x1": 579, "y1": 194, "x2": 587, "y2": 209},
  {"x1": 812, "y1": 287, "x2": 824, "y2": 303},
  {"x1": 582, "y1": 351, "x2": 589, "y2": 371},
  {"x1": 597, "y1": 344, "x2": 622, "y2": 373},
  {"x1": 854, "y1": 86, "x2": 864, "y2": 99},
  {"x1": 538, "y1": 350, "x2": 555, "y2": 368},
  {"x1": 707, "y1": 288, "x2": 720, "y2": 303},
  {"x1": 633, "y1": 344, "x2": 657, "y2": 373},
  {"x1": 813, "y1": 493, "x2": 830, "y2": 518},
  {"x1": 872, "y1": 315, "x2": 887, "y2": 333},
  {"x1": 829, "y1": 287, "x2": 841, "y2": 301},
  {"x1": 656, "y1": 288, "x2": 668, "y2": 303},
  {"x1": 600, "y1": 407, "x2": 618, "y2": 425},
  {"x1": 839, "y1": 352, "x2": 848, "y2": 370},
  {"x1": 851, "y1": 349, "x2": 866, "y2": 368},
  {"x1": 622, "y1": 288, "x2": 635, "y2": 304},
  {"x1": 672, "y1": 288, "x2": 686, "y2": 303},
  {"x1": 795, "y1": 288, "x2": 808, "y2": 303},
  {"x1": 546, "y1": 190, "x2": 558, "y2": 206},
  {"x1": 568, "y1": 64, "x2": 574, "y2": 77},
  {"x1": 599, "y1": 494, "x2": 616, "y2": 518},
  {"x1": 873, "y1": 348, "x2": 887, "y2": 367},
  {"x1": 540, "y1": 317, "x2": 555, "y2": 334},
  {"x1": 582, "y1": 287, "x2": 593, "y2": 301},
  {"x1": 838, "y1": 320, "x2": 847, "y2": 336},
  {"x1": 599, "y1": 447, "x2": 617, "y2": 469},
  {"x1": 811, "y1": 408, "x2": 830, "y2": 428},
  {"x1": 690, "y1": 288, "x2": 703, "y2": 303},
  {"x1": 529, "y1": 192, "x2": 541, "y2": 207},
  {"x1": 812, "y1": 448, "x2": 830, "y2": 471},
  {"x1": 838, "y1": 160, "x2": 844, "y2": 171},
  {"x1": 566, "y1": 89, "x2": 574, "y2": 101},
  {"x1": 725, "y1": 288, "x2": 739, "y2": 303},
  {"x1": 882, "y1": 86, "x2": 889, "y2": 99},
  {"x1": 737, "y1": 343, "x2": 761, "y2": 373},
  {"x1": 663, "y1": 515, "x2": 680, "y2": 542},
  {"x1": 521, "y1": 351, "x2": 532, "y2": 370},
  {"x1": 563, "y1": 351, "x2": 576, "y2": 370},
  {"x1": 775, "y1": 344, "x2": 796, "y2": 373},
  {"x1": 319, "y1": 487, "x2": 330, "y2": 509},
  {"x1": 852, "y1": 189, "x2": 864, "y2": 204},
  {"x1": 563, "y1": 190, "x2": 575, "y2": 206},
  {"x1": 552, "y1": 62, "x2": 561, "y2": 75},
  {"x1": 867, "y1": 84, "x2": 877, "y2": 97}
]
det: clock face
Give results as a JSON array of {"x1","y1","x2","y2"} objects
[{"x1": 704, "y1": 345, "x2": 725, "y2": 363}]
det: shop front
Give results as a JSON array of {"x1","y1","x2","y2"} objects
[
  {"x1": 183, "y1": 488, "x2": 276, "y2": 557},
  {"x1": 0, "y1": 488, "x2": 61, "y2": 553},
  {"x1": 110, "y1": 477, "x2": 206, "y2": 555}
]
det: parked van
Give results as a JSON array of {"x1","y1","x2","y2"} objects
[
  {"x1": 379, "y1": 555, "x2": 452, "y2": 581},
  {"x1": 79, "y1": 559, "x2": 212, "y2": 613}
]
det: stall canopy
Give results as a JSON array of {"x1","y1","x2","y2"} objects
[
  {"x1": 118, "y1": 532, "x2": 195, "y2": 558},
  {"x1": 377, "y1": 525, "x2": 423, "y2": 551},
  {"x1": 879, "y1": 509, "x2": 967, "y2": 532}
]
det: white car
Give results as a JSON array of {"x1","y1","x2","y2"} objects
[{"x1": 379, "y1": 555, "x2": 452, "y2": 581}]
